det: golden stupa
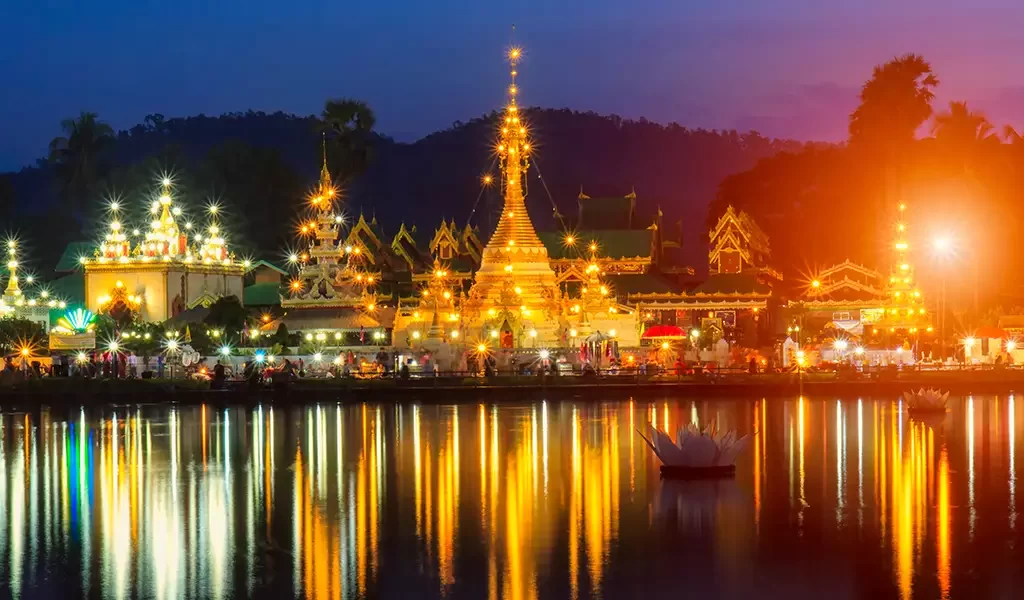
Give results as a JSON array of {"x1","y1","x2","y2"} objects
[
  {"x1": 393, "y1": 43, "x2": 638, "y2": 351},
  {"x1": 457, "y1": 45, "x2": 565, "y2": 346}
]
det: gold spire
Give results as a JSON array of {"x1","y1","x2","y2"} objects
[
  {"x1": 487, "y1": 40, "x2": 544, "y2": 250},
  {"x1": 147, "y1": 179, "x2": 183, "y2": 257},
  {"x1": 4, "y1": 240, "x2": 21, "y2": 297},
  {"x1": 319, "y1": 133, "x2": 333, "y2": 204}
]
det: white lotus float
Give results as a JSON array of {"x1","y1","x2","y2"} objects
[
  {"x1": 903, "y1": 388, "x2": 949, "y2": 414},
  {"x1": 637, "y1": 422, "x2": 753, "y2": 478}
]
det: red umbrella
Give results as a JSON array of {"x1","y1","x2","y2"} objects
[{"x1": 642, "y1": 325, "x2": 685, "y2": 339}]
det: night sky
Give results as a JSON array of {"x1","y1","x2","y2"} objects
[{"x1": 3, "y1": 0, "x2": 1024, "y2": 171}]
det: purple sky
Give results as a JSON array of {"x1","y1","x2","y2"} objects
[{"x1": 3, "y1": 0, "x2": 1024, "y2": 170}]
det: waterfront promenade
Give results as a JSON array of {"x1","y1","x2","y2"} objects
[{"x1": 4, "y1": 367, "x2": 1024, "y2": 405}]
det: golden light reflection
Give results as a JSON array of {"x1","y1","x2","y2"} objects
[
  {"x1": 1012, "y1": 395, "x2": 1017, "y2": 532},
  {"x1": 968, "y1": 396, "x2": 976, "y2": 538},
  {"x1": 938, "y1": 445, "x2": 951, "y2": 599},
  {"x1": 0, "y1": 398, "x2": 1019, "y2": 598}
]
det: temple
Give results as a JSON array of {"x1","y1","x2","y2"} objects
[
  {"x1": 79, "y1": 178, "x2": 246, "y2": 322},
  {"x1": 1, "y1": 239, "x2": 62, "y2": 329},
  {"x1": 628, "y1": 205, "x2": 779, "y2": 345},
  {"x1": 799, "y1": 202, "x2": 932, "y2": 344},
  {"x1": 392, "y1": 44, "x2": 636, "y2": 349},
  {"x1": 268, "y1": 140, "x2": 393, "y2": 344}
]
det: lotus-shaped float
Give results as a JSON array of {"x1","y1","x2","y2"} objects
[
  {"x1": 903, "y1": 388, "x2": 949, "y2": 414},
  {"x1": 637, "y1": 422, "x2": 753, "y2": 478}
]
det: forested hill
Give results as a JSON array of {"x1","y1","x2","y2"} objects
[{"x1": 1, "y1": 109, "x2": 807, "y2": 274}]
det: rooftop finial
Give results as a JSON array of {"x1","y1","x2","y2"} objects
[{"x1": 317, "y1": 132, "x2": 335, "y2": 208}]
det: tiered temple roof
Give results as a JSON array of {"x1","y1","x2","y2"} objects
[
  {"x1": 629, "y1": 206, "x2": 776, "y2": 311},
  {"x1": 273, "y1": 144, "x2": 392, "y2": 337}
]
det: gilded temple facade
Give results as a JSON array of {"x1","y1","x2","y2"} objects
[{"x1": 80, "y1": 178, "x2": 245, "y2": 323}]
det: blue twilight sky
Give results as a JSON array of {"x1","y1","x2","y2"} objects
[{"x1": 3, "y1": 0, "x2": 1024, "y2": 171}]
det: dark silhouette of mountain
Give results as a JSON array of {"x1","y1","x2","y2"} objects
[{"x1": 2, "y1": 109, "x2": 807, "y2": 275}]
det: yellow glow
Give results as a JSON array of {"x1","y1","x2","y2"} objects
[
  {"x1": 450, "y1": 330, "x2": 459, "y2": 338},
  {"x1": 490, "y1": 330, "x2": 498, "y2": 338},
  {"x1": 514, "y1": 286, "x2": 522, "y2": 295},
  {"x1": 900, "y1": 263, "x2": 909, "y2": 271},
  {"x1": 477, "y1": 343, "x2": 487, "y2": 352},
  {"x1": 412, "y1": 331, "x2": 421, "y2": 339},
  {"x1": 811, "y1": 279, "x2": 820, "y2": 288},
  {"x1": 570, "y1": 329, "x2": 577, "y2": 337},
  {"x1": 661, "y1": 342, "x2": 670, "y2": 350}
]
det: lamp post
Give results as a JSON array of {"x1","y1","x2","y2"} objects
[{"x1": 933, "y1": 237, "x2": 951, "y2": 361}]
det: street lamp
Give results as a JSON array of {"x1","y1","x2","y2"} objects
[{"x1": 834, "y1": 339, "x2": 848, "y2": 361}]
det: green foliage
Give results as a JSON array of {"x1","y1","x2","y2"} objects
[
  {"x1": 118, "y1": 322, "x2": 164, "y2": 363},
  {"x1": 270, "y1": 323, "x2": 291, "y2": 348},
  {"x1": 320, "y1": 99, "x2": 377, "y2": 182},
  {"x1": 849, "y1": 54, "x2": 938, "y2": 150},
  {"x1": 0, "y1": 318, "x2": 47, "y2": 356},
  {"x1": 204, "y1": 295, "x2": 247, "y2": 334},
  {"x1": 186, "y1": 327, "x2": 213, "y2": 356},
  {"x1": 48, "y1": 112, "x2": 115, "y2": 220}
]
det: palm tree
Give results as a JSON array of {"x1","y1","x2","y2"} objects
[
  {"x1": 319, "y1": 99, "x2": 376, "y2": 180},
  {"x1": 931, "y1": 101, "x2": 998, "y2": 147},
  {"x1": 848, "y1": 54, "x2": 938, "y2": 235},
  {"x1": 1003, "y1": 125, "x2": 1024, "y2": 145},
  {"x1": 48, "y1": 112, "x2": 115, "y2": 219},
  {"x1": 849, "y1": 54, "x2": 938, "y2": 149}
]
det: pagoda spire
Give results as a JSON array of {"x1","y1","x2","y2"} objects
[
  {"x1": 319, "y1": 133, "x2": 333, "y2": 205},
  {"x1": 4, "y1": 240, "x2": 21, "y2": 298},
  {"x1": 486, "y1": 38, "x2": 544, "y2": 251}
]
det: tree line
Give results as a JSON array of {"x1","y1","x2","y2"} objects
[{"x1": 708, "y1": 53, "x2": 1024, "y2": 313}]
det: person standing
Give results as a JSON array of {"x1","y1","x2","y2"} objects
[{"x1": 128, "y1": 352, "x2": 138, "y2": 378}]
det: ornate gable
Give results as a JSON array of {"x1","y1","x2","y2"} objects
[
  {"x1": 344, "y1": 214, "x2": 381, "y2": 265},
  {"x1": 709, "y1": 205, "x2": 772, "y2": 275},
  {"x1": 461, "y1": 224, "x2": 483, "y2": 265},
  {"x1": 390, "y1": 223, "x2": 422, "y2": 269},
  {"x1": 429, "y1": 219, "x2": 460, "y2": 261}
]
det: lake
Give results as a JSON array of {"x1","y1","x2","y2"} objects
[{"x1": 0, "y1": 395, "x2": 1020, "y2": 599}]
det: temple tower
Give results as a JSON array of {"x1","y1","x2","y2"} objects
[{"x1": 463, "y1": 43, "x2": 562, "y2": 341}]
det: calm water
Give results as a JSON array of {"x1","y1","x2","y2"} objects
[{"x1": 0, "y1": 396, "x2": 1021, "y2": 599}]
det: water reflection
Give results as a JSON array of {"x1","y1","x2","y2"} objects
[{"x1": 0, "y1": 396, "x2": 1020, "y2": 598}]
